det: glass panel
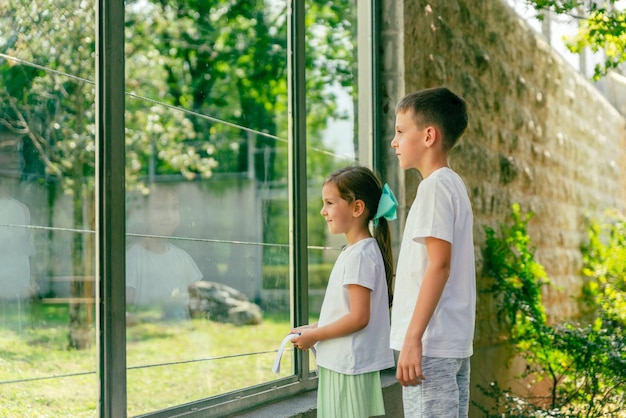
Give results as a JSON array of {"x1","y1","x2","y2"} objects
[
  {"x1": 0, "y1": 1, "x2": 98, "y2": 417},
  {"x1": 305, "y1": 0, "x2": 358, "y2": 364},
  {"x1": 124, "y1": 0, "x2": 291, "y2": 414},
  {"x1": 306, "y1": 0, "x2": 358, "y2": 370}
]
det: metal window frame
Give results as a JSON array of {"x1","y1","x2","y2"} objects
[
  {"x1": 288, "y1": 0, "x2": 313, "y2": 382},
  {"x1": 358, "y1": 0, "x2": 382, "y2": 170},
  {"x1": 94, "y1": 0, "x2": 379, "y2": 416},
  {"x1": 95, "y1": 1, "x2": 126, "y2": 417}
]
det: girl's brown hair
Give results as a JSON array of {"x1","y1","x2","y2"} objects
[{"x1": 324, "y1": 166, "x2": 395, "y2": 306}]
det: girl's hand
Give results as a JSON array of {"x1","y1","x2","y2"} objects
[
  {"x1": 290, "y1": 323, "x2": 317, "y2": 335},
  {"x1": 291, "y1": 329, "x2": 317, "y2": 351}
]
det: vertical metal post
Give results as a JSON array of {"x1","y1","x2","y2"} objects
[
  {"x1": 96, "y1": 0, "x2": 126, "y2": 416},
  {"x1": 358, "y1": 0, "x2": 382, "y2": 170},
  {"x1": 287, "y1": 0, "x2": 310, "y2": 378},
  {"x1": 370, "y1": 0, "x2": 382, "y2": 172},
  {"x1": 357, "y1": 0, "x2": 382, "y2": 175},
  {"x1": 357, "y1": 0, "x2": 374, "y2": 167}
]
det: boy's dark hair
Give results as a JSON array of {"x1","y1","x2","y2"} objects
[
  {"x1": 325, "y1": 166, "x2": 395, "y2": 306},
  {"x1": 396, "y1": 87, "x2": 468, "y2": 151}
]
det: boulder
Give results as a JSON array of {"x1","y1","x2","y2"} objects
[{"x1": 188, "y1": 281, "x2": 263, "y2": 325}]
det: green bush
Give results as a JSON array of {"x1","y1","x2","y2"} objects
[
  {"x1": 262, "y1": 263, "x2": 334, "y2": 289},
  {"x1": 476, "y1": 205, "x2": 626, "y2": 417}
]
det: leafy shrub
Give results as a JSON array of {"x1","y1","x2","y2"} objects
[
  {"x1": 262, "y1": 263, "x2": 334, "y2": 289},
  {"x1": 477, "y1": 205, "x2": 626, "y2": 417}
]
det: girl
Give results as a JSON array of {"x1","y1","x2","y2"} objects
[{"x1": 291, "y1": 166, "x2": 397, "y2": 418}]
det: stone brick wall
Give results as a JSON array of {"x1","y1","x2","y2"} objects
[{"x1": 380, "y1": 0, "x2": 626, "y2": 415}]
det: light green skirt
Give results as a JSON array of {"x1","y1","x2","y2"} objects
[{"x1": 317, "y1": 366, "x2": 385, "y2": 418}]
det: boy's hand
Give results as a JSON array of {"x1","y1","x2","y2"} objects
[{"x1": 396, "y1": 340, "x2": 426, "y2": 386}]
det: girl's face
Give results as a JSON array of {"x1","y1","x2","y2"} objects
[{"x1": 320, "y1": 181, "x2": 355, "y2": 236}]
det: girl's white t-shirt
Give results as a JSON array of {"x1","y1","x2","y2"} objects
[
  {"x1": 390, "y1": 167, "x2": 476, "y2": 358},
  {"x1": 315, "y1": 238, "x2": 395, "y2": 375}
]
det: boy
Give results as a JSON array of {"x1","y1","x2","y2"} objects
[
  {"x1": 126, "y1": 187, "x2": 203, "y2": 320},
  {"x1": 389, "y1": 87, "x2": 476, "y2": 417}
]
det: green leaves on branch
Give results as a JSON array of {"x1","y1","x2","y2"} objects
[
  {"x1": 526, "y1": 0, "x2": 626, "y2": 79},
  {"x1": 480, "y1": 204, "x2": 626, "y2": 417},
  {"x1": 483, "y1": 203, "x2": 548, "y2": 340},
  {"x1": 581, "y1": 209, "x2": 626, "y2": 325},
  {"x1": 566, "y1": 8, "x2": 626, "y2": 79}
]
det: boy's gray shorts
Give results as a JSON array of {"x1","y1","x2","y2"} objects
[{"x1": 401, "y1": 356, "x2": 471, "y2": 418}]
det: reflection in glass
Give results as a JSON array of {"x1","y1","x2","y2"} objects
[
  {"x1": 2, "y1": 0, "x2": 364, "y2": 414},
  {"x1": 124, "y1": 176, "x2": 293, "y2": 413},
  {"x1": 305, "y1": 0, "x2": 359, "y2": 379},
  {"x1": 124, "y1": 0, "x2": 294, "y2": 411},
  {"x1": 0, "y1": 183, "x2": 35, "y2": 301},
  {"x1": 126, "y1": 186, "x2": 202, "y2": 321},
  {"x1": 126, "y1": 0, "x2": 357, "y2": 415},
  {"x1": 1, "y1": 0, "x2": 98, "y2": 415}
]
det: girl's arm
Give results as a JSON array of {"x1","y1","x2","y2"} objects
[
  {"x1": 396, "y1": 237, "x2": 451, "y2": 386},
  {"x1": 291, "y1": 284, "x2": 370, "y2": 350}
]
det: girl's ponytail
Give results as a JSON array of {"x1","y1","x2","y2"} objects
[
  {"x1": 324, "y1": 166, "x2": 398, "y2": 307},
  {"x1": 372, "y1": 184, "x2": 398, "y2": 307},
  {"x1": 373, "y1": 218, "x2": 394, "y2": 307}
]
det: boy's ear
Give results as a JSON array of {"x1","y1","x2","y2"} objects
[
  {"x1": 352, "y1": 199, "x2": 366, "y2": 217},
  {"x1": 425, "y1": 126, "x2": 437, "y2": 146}
]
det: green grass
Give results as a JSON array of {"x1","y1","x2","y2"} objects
[{"x1": 0, "y1": 302, "x2": 299, "y2": 417}]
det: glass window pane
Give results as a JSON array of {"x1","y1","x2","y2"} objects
[
  {"x1": 305, "y1": 0, "x2": 358, "y2": 363},
  {"x1": 252, "y1": 0, "x2": 363, "y2": 380},
  {"x1": 0, "y1": 1, "x2": 97, "y2": 416},
  {"x1": 124, "y1": 1, "x2": 291, "y2": 414}
]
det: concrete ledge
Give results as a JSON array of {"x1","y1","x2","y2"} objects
[{"x1": 232, "y1": 368, "x2": 403, "y2": 417}]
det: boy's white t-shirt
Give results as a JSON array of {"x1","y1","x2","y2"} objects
[
  {"x1": 126, "y1": 242, "x2": 203, "y2": 306},
  {"x1": 0, "y1": 198, "x2": 35, "y2": 299},
  {"x1": 315, "y1": 238, "x2": 395, "y2": 375},
  {"x1": 390, "y1": 167, "x2": 476, "y2": 358}
]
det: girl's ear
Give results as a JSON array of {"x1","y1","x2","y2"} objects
[{"x1": 352, "y1": 199, "x2": 366, "y2": 218}]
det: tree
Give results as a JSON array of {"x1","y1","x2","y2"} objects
[{"x1": 526, "y1": 0, "x2": 626, "y2": 79}]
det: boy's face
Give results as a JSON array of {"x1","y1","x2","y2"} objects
[
  {"x1": 144, "y1": 191, "x2": 180, "y2": 236},
  {"x1": 391, "y1": 110, "x2": 428, "y2": 170}
]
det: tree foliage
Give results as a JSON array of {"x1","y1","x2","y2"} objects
[
  {"x1": 126, "y1": 0, "x2": 353, "y2": 182},
  {"x1": 526, "y1": 0, "x2": 626, "y2": 79}
]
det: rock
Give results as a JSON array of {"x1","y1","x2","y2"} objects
[{"x1": 188, "y1": 281, "x2": 263, "y2": 325}]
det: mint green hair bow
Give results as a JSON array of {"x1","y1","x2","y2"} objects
[{"x1": 373, "y1": 183, "x2": 398, "y2": 226}]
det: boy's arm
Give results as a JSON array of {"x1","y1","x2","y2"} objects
[
  {"x1": 396, "y1": 237, "x2": 451, "y2": 386},
  {"x1": 291, "y1": 284, "x2": 370, "y2": 350}
]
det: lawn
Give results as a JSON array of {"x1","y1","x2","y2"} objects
[{"x1": 0, "y1": 302, "x2": 298, "y2": 417}]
